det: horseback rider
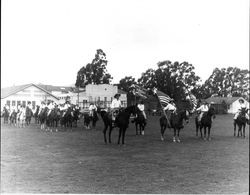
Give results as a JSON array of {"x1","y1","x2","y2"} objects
[
  {"x1": 137, "y1": 100, "x2": 147, "y2": 121},
  {"x1": 196, "y1": 101, "x2": 209, "y2": 122},
  {"x1": 234, "y1": 99, "x2": 249, "y2": 120},
  {"x1": 89, "y1": 103, "x2": 97, "y2": 117},
  {"x1": 163, "y1": 98, "x2": 177, "y2": 127},
  {"x1": 38, "y1": 101, "x2": 46, "y2": 115},
  {"x1": 110, "y1": 93, "x2": 122, "y2": 125},
  {"x1": 47, "y1": 100, "x2": 54, "y2": 116}
]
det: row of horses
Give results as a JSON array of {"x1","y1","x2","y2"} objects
[{"x1": 2, "y1": 105, "x2": 249, "y2": 145}]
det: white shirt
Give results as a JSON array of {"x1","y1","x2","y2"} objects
[
  {"x1": 238, "y1": 103, "x2": 247, "y2": 111},
  {"x1": 164, "y1": 103, "x2": 176, "y2": 111},
  {"x1": 48, "y1": 103, "x2": 54, "y2": 110},
  {"x1": 89, "y1": 105, "x2": 97, "y2": 111},
  {"x1": 110, "y1": 99, "x2": 121, "y2": 109},
  {"x1": 196, "y1": 105, "x2": 209, "y2": 112},
  {"x1": 137, "y1": 104, "x2": 145, "y2": 111}
]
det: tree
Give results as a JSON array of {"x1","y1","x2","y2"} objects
[
  {"x1": 117, "y1": 76, "x2": 137, "y2": 92},
  {"x1": 75, "y1": 49, "x2": 113, "y2": 87},
  {"x1": 138, "y1": 61, "x2": 201, "y2": 101},
  {"x1": 201, "y1": 67, "x2": 249, "y2": 99}
]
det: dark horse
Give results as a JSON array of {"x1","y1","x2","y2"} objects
[
  {"x1": 195, "y1": 107, "x2": 216, "y2": 140},
  {"x1": 160, "y1": 109, "x2": 189, "y2": 142},
  {"x1": 132, "y1": 110, "x2": 147, "y2": 135},
  {"x1": 2, "y1": 107, "x2": 10, "y2": 124},
  {"x1": 25, "y1": 106, "x2": 33, "y2": 126},
  {"x1": 233, "y1": 108, "x2": 249, "y2": 138},
  {"x1": 99, "y1": 105, "x2": 138, "y2": 145},
  {"x1": 34, "y1": 105, "x2": 40, "y2": 124},
  {"x1": 83, "y1": 110, "x2": 99, "y2": 129}
]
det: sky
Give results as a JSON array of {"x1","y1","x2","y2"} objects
[{"x1": 1, "y1": 0, "x2": 249, "y2": 88}]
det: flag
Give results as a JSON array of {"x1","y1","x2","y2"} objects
[
  {"x1": 155, "y1": 90, "x2": 172, "y2": 107},
  {"x1": 189, "y1": 93, "x2": 197, "y2": 113},
  {"x1": 131, "y1": 84, "x2": 147, "y2": 99}
]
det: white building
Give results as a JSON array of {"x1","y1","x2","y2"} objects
[
  {"x1": 1, "y1": 83, "x2": 59, "y2": 111},
  {"x1": 206, "y1": 97, "x2": 249, "y2": 114},
  {"x1": 1, "y1": 83, "x2": 128, "y2": 110}
]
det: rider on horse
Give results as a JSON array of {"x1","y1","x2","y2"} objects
[
  {"x1": 110, "y1": 93, "x2": 122, "y2": 126},
  {"x1": 196, "y1": 101, "x2": 209, "y2": 122},
  {"x1": 163, "y1": 98, "x2": 177, "y2": 127},
  {"x1": 234, "y1": 99, "x2": 249, "y2": 120},
  {"x1": 47, "y1": 100, "x2": 55, "y2": 116},
  {"x1": 137, "y1": 100, "x2": 147, "y2": 121},
  {"x1": 89, "y1": 103, "x2": 97, "y2": 117}
]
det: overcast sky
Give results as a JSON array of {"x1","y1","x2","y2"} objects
[{"x1": 1, "y1": 0, "x2": 249, "y2": 88}]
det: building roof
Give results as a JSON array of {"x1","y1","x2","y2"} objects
[
  {"x1": 36, "y1": 84, "x2": 75, "y2": 93},
  {"x1": 118, "y1": 89, "x2": 127, "y2": 94},
  {"x1": 206, "y1": 97, "x2": 246, "y2": 105},
  {"x1": 1, "y1": 83, "x2": 59, "y2": 100}
]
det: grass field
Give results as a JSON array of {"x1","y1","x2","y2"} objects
[{"x1": 1, "y1": 114, "x2": 249, "y2": 194}]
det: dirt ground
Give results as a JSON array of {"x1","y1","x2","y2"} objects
[{"x1": 1, "y1": 114, "x2": 249, "y2": 194}]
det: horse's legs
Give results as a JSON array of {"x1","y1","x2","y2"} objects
[
  {"x1": 160, "y1": 125, "x2": 165, "y2": 141},
  {"x1": 122, "y1": 128, "x2": 126, "y2": 145},
  {"x1": 237, "y1": 125, "x2": 241, "y2": 137},
  {"x1": 173, "y1": 128, "x2": 176, "y2": 142},
  {"x1": 207, "y1": 127, "x2": 211, "y2": 141},
  {"x1": 243, "y1": 124, "x2": 245, "y2": 138},
  {"x1": 176, "y1": 129, "x2": 180, "y2": 142},
  {"x1": 200, "y1": 126, "x2": 203, "y2": 139},
  {"x1": 118, "y1": 128, "x2": 122, "y2": 145},
  {"x1": 108, "y1": 126, "x2": 113, "y2": 143},
  {"x1": 103, "y1": 125, "x2": 108, "y2": 143},
  {"x1": 233, "y1": 122, "x2": 236, "y2": 136},
  {"x1": 204, "y1": 127, "x2": 207, "y2": 140}
]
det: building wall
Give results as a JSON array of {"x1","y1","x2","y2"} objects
[
  {"x1": 1, "y1": 86, "x2": 58, "y2": 111},
  {"x1": 228, "y1": 98, "x2": 249, "y2": 113},
  {"x1": 84, "y1": 84, "x2": 127, "y2": 108}
]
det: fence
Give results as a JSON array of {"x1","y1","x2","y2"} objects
[{"x1": 81, "y1": 101, "x2": 127, "y2": 109}]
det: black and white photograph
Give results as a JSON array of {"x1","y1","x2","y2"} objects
[{"x1": 1, "y1": 0, "x2": 249, "y2": 194}]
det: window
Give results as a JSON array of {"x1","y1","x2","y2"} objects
[
  {"x1": 6, "y1": 100, "x2": 10, "y2": 106},
  {"x1": 104, "y1": 97, "x2": 107, "y2": 102},
  {"x1": 17, "y1": 101, "x2": 21, "y2": 106},
  {"x1": 12, "y1": 101, "x2": 16, "y2": 106},
  {"x1": 22, "y1": 101, "x2": 26, "y2": 107}
]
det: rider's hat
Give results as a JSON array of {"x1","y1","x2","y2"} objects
[
  {"x1": 239, "y1": 99, "x2": 244, "y2": 103},
  {"x1": 114, "y1": 93, "x2": 121, "y2": 98}
]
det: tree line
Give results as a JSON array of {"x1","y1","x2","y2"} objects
[{"x1": 75, "y1": 49, "x2": 250, "y2": 101}]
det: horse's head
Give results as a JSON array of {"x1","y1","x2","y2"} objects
[
  {"x1": 179, "y1": 109, "x2": 189, "y2": 124},
  {"x1": 240, "y1": 108, "x2": 248, "y2": 116},
  {"x1": 208, "y1": 107, "x2": 216, "y2": 119},
  {"x1": 125, "y1": 105, "x2": 138, "y2": 116}
]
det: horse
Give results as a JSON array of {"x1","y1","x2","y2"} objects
[
  {"x1": 195, "y1": 107, "x2": 216, "y2": 140},
  {"x1": 61, "y1": 107, "x2": 74, "y2": 128},
  {"x1": 9, "y1": 110, "x2": 17, "y2": 126},
  {"x1": 160, "y1": 109, "x2": 190, "y2": 142},
  {"x1": 83, "y1": 110, "x2": 99, "y2": 129},
  {"x1": 34, "y1": 105, "x2": 40, "y2": 124},
  {"x1": 99, "y1": 105, "x2": 138, "y2": 145},
  {"x1": 2, "y1": 107, "x2": 10, "y2": 124},
  {"x1": 132, "y1": 110, "x2": 147, "y2": 135},
  {"x1": 38, "y1": 107, "x2": 48, "y2": 130},
  {"x1": 72, "y1": 108, "x2": 81, "y2": 128},
  {"x1": 25, "y1": 106, "x2": 33, "y2": 126},
  {"x1": 233, "y1": 108, "x2": 249, "y2": 138},
  {"x1": 45, "y1": 108, "x2": 59, "y2": 132}
]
